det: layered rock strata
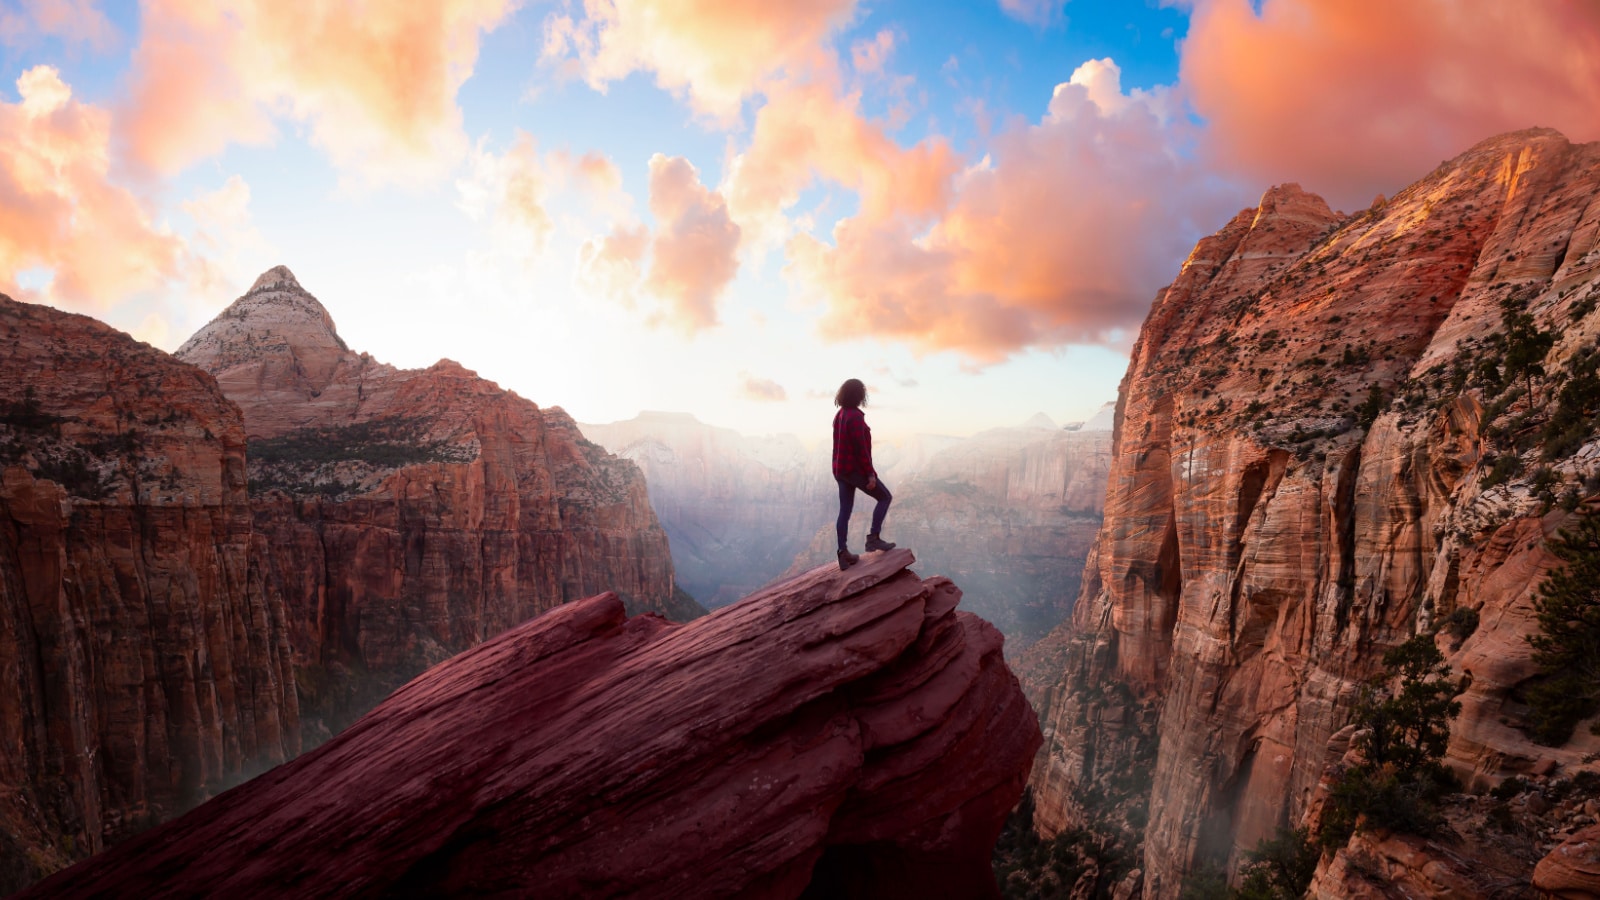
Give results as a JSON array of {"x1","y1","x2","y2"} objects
[
  {"x1": 0, "y1": 295, "x2": 299, "y2": 893},
  {"x1": 23, "y1": 551, "x2": 1040, "y2": 900},
  {"x1": 1029, "y1": 128, "x2": 1600, "y2": 897},
  {"x1": 178, "y1": 268, "x2": 695, "y2": 739}
]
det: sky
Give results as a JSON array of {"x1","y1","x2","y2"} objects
[{"x1": 2, "y1": 1, "x2": 1599, "y2": 441}]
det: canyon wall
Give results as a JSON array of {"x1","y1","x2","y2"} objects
[
  {"x1": 177, "y1": 267, "x2": 695, "y2": 739},
  {"x1": 0, "y1": 295, "x2": 299, "y2": 893},
  {"x1": 1029, "y1": 128, "x2": 1600, "y2": 897}
]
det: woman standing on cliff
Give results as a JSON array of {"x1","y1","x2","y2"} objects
[{"x1": 833, "y1": 378, "x2": 895, "y2": 570}]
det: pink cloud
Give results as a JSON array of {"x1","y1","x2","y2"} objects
[
  {"x1": 723, "y1": 78, "x2": 960, "y2": 247},
  {"x1": 850, "y1": 29, "x2": 896, "y2": 75},
  {"x1": 0, "y1": 66, "x2": 181, "y2": 309},
  {"x1": 0, "y1": 0, "x2": 116, "y2": 48},
  {"x1": 542, "y1": 0, "x2": 857, "y2": 120},
  {"x1": 998, "y1": 0, "x2": 1064, "y2": 29},
  {"x1": 739, "y1": 372, "x2": 788, "y2": 402},
  {"x1": 576, "y1": 223, "x2": 649, "y2": 307},
  {"x1": 458, "y1": 132, "x2": 556, "y2": 258},
  {"x1": 787, "y1": 59, "x2": 1241, "y2": 362},
  {"x1": 120, "y1": 0, "x2": 516, "y2": 183},
  {"x1": 1182, "y1": 0, "x2": 1600, "y2": 208},
  {"x1": 644, "y1": 154, "x2": 741, "y2": 333}
]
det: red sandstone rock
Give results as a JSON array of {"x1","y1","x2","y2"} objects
[
  {"x1": 20, "y1": 549, "x2": 1040, "y2": 899},
  {"x1": 0, "y1": 294, "x2": 298, "y2": 893},
  {"x1": 1534, "y1": 824, "x2": 1600, "y2": 899},
  {"x1": 177, "y1": 267, "x2": 694, "y2": 739},
  {"x1": 1028, "y1": 128, "x2": 1600, "y2": 898}
]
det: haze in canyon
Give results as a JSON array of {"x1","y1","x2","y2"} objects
[{"x1": 581, "y1": 403, "x2": 1114, "y2": 648}]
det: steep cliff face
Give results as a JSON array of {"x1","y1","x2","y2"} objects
[
  {"x1": 581, "y1": 411, "x2": 835, "y2": 608},
  {"x1": 0, "y1": 295, "x2": 299, "y2": 893},
  {"x1": 178, "y1": 267, "x2": 693, "y2": 740},
  {"x1": 790, "y1": 420, "x2": 1114, "y2": 649},
  {"x1": 24, "y1": 552, "x2": 1041, "y2": 900},
  {"x1": 1029, "y1": 129, "x2": 1600, "y2": 897}
]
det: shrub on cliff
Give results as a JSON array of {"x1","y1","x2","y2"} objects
[
  {"x1": 1235, "y1": 827, "x2": 1318, "y2": 900},
  {"x1": 993, "y1": 791, "x2": 1132, "y2": 899},
  {"x1": 1176, "y1": 828, "x2": 1316, "y2": 900},
  {"x1": 1526, "y1": 504, "x2": 1600, "y2": 745},
  {"x1": 1318, "y1": 635, "x2": 1462, "y2": 848}
]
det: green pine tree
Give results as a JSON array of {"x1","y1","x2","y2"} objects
[
  {"x1": 1318, "y1": 635, "x2": 1462, "y2": 848},
  {"x1": 1526, "y1": 505, "x2": 1600, "y2": 745}
]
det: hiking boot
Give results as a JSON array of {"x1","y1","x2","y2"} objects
[
  {"x1": 865, "y1": 533, "x2": 896, "y2": 552},
  {"x1": 837, "y1": 548, "x2": 859, "y2": 570}
]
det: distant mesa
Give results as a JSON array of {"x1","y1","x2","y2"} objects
[{"x1": 22, "y1": 552, "x2": 1040, "y2": 900}]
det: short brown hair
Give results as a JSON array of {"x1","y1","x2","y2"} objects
[{"x1": 834, "y1": 378, "x2": 866, "y2": 408}]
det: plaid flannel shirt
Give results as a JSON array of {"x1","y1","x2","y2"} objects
[{"x1": 832, "y1": 407, "x2": 876, "y2": 480}]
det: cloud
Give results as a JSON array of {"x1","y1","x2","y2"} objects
[
  {"x1": 999, "y1": 0, "x2": 1065, "y2": 28},
  {"x1": 643, "y1": 153, "x2": 741, "y2": 332},
  {"x1": 542, "y1": 0, "x2": 857, "y2": 120},
  {"x1": 180, "y1": 174, "x2": 274, "y2": 310},
  {"x1": 0, "y1": 66, "x2": 180, "y2": 308},
  {"x1": 120, "y1": 0, "x2": 517, "y2": 184},
  {"x1": 739, "y1": 371, "x2": 788, "y2": 402},
  {"x1": 573, "y1": 154, "x2": 740, "y2": 332},
  {"x1": 459, "y1": 131, "x2": 555, "y2": 260},
  {"x1": 787, "y1": 58, "x2": 1241, "y2": 362},
  {"x1": 576, "y1": 223, "x2": 648, "y2": 307},
  {"x1": 0, "y1": 0, "x2": 116, "y2": 48},
  {"x1": 1181, "y1": 0, "x2": 1600, "y2": 207},
  {"x1": 850, "y1": 29, "x2": 896, "y2": 75},
  {"x1": 722, "y1": 78, "x2": 959, "y2": 248}
]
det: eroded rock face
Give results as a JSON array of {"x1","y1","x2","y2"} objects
[
  {"x1": 0, "y1": 295, "x2": 299, "y2": 893},
  {"x1": 1029, "y1": 129, "x2": 1600, "y2": 897},
  {"x1": 1535, "y1": 824, "x2": 1600, "y2": 899},
  {"x1": 22, "y1": 550, "x2": 1040, "y2": 900},
  {"x1": 177, "y1": 268, "x2": 695, "y2": 741}
]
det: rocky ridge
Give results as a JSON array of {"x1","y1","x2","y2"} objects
[
  {"x1": 22, "y1": 551, "x2": 1040, "y2": 899},
  {"x1": 176, "y1": 268, "x2": 697, "y2": 740},
  {"x1": 1028, "y1": 128, "x2": 1600, "y2": 897},
  {"x1": 0, "y1": 294, "x2": 299, "y2": 893}
]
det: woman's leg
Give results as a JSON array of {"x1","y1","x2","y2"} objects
[
  {"x1": 836, "y1": 477, "x2": 857, "y2": 551},
  {"x1": 866, "y1": 479, "x2": 892, "y2": 537}
]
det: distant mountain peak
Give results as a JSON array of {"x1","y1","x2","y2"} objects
[
  {"x1": 249, "y1": 265, "x2": 303, "y2": 294},
  {"x1": 1021, "y1": 412, "x2": 1058, "y2": 430},
  {"x1": 176, "y1": 266, "x2": 349, "y2": 388}
]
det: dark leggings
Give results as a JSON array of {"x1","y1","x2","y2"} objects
[{"x1": 836, "y1": 474, "x2": 891, "y2": 551}]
